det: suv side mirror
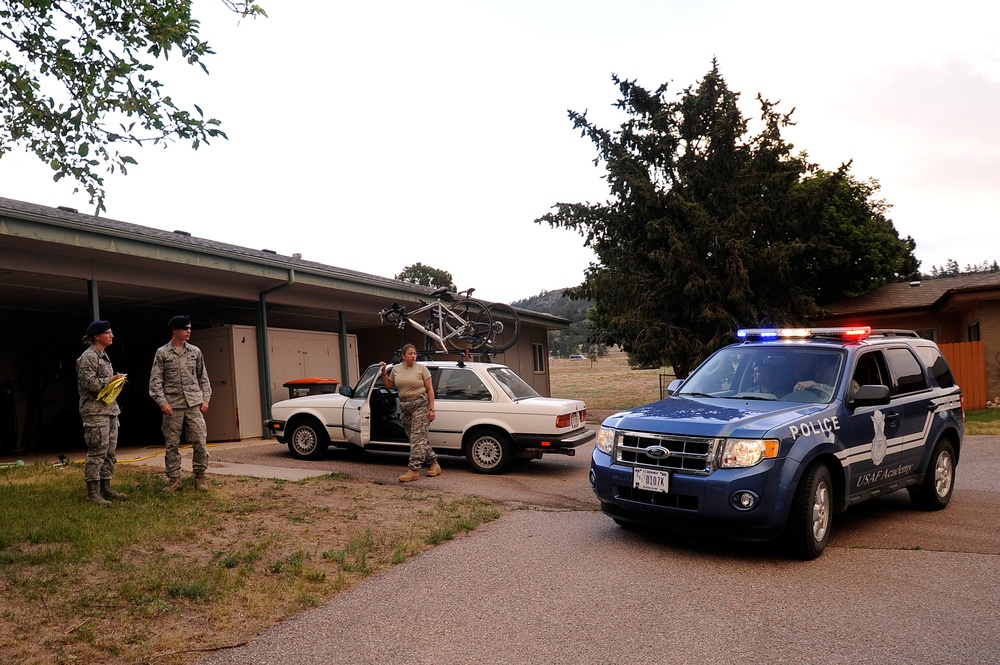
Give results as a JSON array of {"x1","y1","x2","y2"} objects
[
  {"x1": 851, "y1": 384, "x2": 890, "y2": 408},
  {"x1": 339, "y1": 385, "x2": 354, "y2": 397}
]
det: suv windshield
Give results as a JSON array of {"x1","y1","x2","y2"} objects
[
  {"x1": 487, "y1": 367, "x2": 539, "y2": 400},
  {"x1": 678, "y1": 346, "x2": 845, "y2": 403}
]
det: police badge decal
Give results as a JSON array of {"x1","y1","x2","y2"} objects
[{"x1": 870, "y1": 410, "x2": 887, "y2": 466}]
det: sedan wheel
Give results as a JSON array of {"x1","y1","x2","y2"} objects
[
  {"x1": 465, "y1": 429, "x2": 513, "y2": 474},
  {"x1": 287, "y1": 421, "x2": 328, "y2": 460}
]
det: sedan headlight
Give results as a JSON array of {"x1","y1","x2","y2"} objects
[
  {"x1": 595, "y1": 427, "x2": 616, "y2": 454},
  {"x1": 720, "y1": 439, "x2": 779, "y2": 468}
]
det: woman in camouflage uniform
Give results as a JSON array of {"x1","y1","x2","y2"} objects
[
  {"x1": 380, "y1": 344, "x2": 441, "y2": 482},
  {"x1": 75, "y1": 320, "x2": 128, "y2": 505}
]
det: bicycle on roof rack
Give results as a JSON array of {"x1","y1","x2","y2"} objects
[{"x1": 378, "y1": 287, "x2": 521, "y2": 354}]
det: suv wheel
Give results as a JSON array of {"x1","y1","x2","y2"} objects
[
  {"x1": 909, "y1": 439, "x2": 956, "y2": 510},
  {"x1": 784, "y1": 463, "x2": 832, "y2": 560}
]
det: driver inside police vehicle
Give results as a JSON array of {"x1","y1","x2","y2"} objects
[{"x1": 794, "y1": 355, "x2": 841, "y2": 399}]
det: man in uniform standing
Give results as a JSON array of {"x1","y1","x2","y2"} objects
[{"x1": 149, "y1": 315, "x2": 212, "y2": 491}]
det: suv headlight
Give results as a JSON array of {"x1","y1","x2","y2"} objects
[
  {"x1": 595, "y1": 427, "x2": 616, "y2": 454},
  {"x1": 720, "y1": 439, "x2": 779, "y2": 468}
]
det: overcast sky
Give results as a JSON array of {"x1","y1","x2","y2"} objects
[{"x1": 1, "y1": 0, "x2": 998, "y2": 303}]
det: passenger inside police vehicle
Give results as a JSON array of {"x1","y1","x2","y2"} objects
[{"x1": 794, "y1": 355, "x2": 841, "y2": 398}]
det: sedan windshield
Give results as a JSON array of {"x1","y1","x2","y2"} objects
[
  {"x1": 677, "y1": 346, "x2": 845, "y2": 403},
  {"x1": 487, "y1": 367, "x2": 540, "y2": 400}
]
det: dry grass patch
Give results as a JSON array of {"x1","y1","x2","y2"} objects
[
  {"x1": 0, "y1": 464, "x2": 501, "y2": 665},
  {"x1": 550, "y1": 356, "x2": 672, "y2": 414}
]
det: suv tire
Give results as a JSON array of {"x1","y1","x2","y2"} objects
[
  {"x1": 784, "y1": 463, "x2": 832, "y2": 560},
  {"x1": 909, "y1": 439, "x2": 956, "y2": 510}
]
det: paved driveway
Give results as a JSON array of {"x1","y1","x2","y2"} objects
[{"x1": 195, "y1": 435, "x2": 1000, "y2": 664}]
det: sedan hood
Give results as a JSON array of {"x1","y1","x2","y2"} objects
[{"x1": 272, "y1": 393, "x2": 348, "y2": 411}]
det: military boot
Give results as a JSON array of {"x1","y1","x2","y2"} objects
[
  {"x1": 100, "y1": 478, "x2": 128, "y2": 501},
  {"x1": 86, "y1": 480, "x2": 111, "y2": 506},
  {"x1": 163, "y1": 476, "x2": 184, "y2": 492},
  {"x1": 195, "y1": 474, "x2": 209, "y2": 491},
  {"x1": 427, "y1": 462, "x2": 442, "y2": 477},
  {"x1": 398, "y1": 468, "x2": 420, "y2": 482}
]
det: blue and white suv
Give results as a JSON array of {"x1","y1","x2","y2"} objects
[{"x1": 590, "y1": 327, "x2": 965, "y2": 558}]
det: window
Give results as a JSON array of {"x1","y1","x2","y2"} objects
[
  {"x1": 968, "y1": 320, "x2": 981, "y2": 342},
  {"x1": 885, "y1": 348, "x2": 929, "y2": 395},
  {"x1": 434, "y1": 368, "x2": 492, "y2": 401},
  {"x1": 915, "y1": 346, "x2": 956, "y2": 388},
  {"x1": 533, "y1": 343, "x2": 545, "y2": 373},
  {"x1": 487, "y1": 367, "x2": 540, "y2": 400}
]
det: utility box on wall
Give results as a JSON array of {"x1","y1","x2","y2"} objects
[
  {"x1": 196, "y1": 325, "x2": 359, "y2": 442},
  {"x1": 268, "y1": 328, "x2": 359, "y2": 400}
]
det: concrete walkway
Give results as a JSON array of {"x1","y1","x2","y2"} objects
[{"x1": 0, "y1": 439, "x2": 329, "y2": 482}]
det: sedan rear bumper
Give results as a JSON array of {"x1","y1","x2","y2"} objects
[{"x1": 511, "y1": 427, "x2": 596, "y2": 450}]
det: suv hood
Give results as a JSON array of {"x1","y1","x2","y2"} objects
[{"x1": 603, "y1": 395, "x2": 829, "y2": 438}]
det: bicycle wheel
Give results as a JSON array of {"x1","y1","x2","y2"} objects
[
  {"x1": 484, "y1": 302, "x2": 521, "y2": 352},
  {"x1": 444, "y1": 299, "x2": 493, "y2": 351}
]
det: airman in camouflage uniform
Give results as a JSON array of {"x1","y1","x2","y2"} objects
[
  {"x1": 380, "y1": 343, "x2": 440, "y2": 482},
  {"x1": 76, "y1": 320, "x2": 128, "y2": 505},
  {"x1": 148, "y1": 315, "x2": 212, "y2": 491}
]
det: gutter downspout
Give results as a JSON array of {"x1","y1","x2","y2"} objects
[
  {"x1": 257, "y1": 270, "x2": 296, "y2": 438},
  {"x1": 339, "y1": 311, "x2": 351, "y2": 388}
]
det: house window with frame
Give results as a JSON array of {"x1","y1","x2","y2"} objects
[
  {"x1": 532, "y1": 343, "x2": 545, "y2": 373},
  {"x1": 968, "y1": 320, "x2": 981, "y2": 342}
]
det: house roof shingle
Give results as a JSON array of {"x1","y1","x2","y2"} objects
[{"x1": 823, "y1": 273, "x2": 1000, "y2": 316}]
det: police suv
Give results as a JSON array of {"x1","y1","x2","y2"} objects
[{"x1": 589, "y1": 327, "x2": 965, "y2": 559}]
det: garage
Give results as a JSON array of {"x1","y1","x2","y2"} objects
[{"x1": 0, "y1": 197, "x2": 566, "y2": 452}]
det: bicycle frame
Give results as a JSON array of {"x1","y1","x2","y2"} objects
[{"x1": 379, "y1": 294, "x2": 493, "y2": 353}]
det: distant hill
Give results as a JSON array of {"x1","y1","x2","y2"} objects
[
  {"x1": 512, "y1": 289, "x2": 590, "y2": 321},
  {"x1": 512, "y1": 289, "x2": 600, "y2": 357}
]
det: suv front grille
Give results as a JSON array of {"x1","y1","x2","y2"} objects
[{"x1": 615, "y1": 431, "x2": 719, "y2": 475}]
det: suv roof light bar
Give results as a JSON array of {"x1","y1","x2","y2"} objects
[{"x1": 737, "y1": 326, "x2": 872, "y2": 342}]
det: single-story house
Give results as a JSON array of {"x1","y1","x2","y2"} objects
[
  {"x1": 813, "y1": 273, "x2": 1000, "y2": 409},
  {"x1": 0, "y1": 196, "x2": 570, "y2": 452}
]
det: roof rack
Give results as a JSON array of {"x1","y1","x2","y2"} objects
[{"x1": 867, "y1": 329, "x2": 920, "y2": 338}]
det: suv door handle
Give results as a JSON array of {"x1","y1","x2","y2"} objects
[{"x1": 885, "y1": 411, "x2": 901, "y2": 424}]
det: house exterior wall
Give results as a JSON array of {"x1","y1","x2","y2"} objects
[
  {"x1": 979, "y1": 301, "x2": 1000, "y2": 401},
  {"x1": 816, "y1": 300, "x2": 1000, "y2": 405}
]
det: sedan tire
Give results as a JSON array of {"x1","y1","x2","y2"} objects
[
  {"x1": 464, "y1": 428, "x2": 513, "y2": 474},
  {"x1": 287, "y1": 419, "x2": 329, "y2": 461}
]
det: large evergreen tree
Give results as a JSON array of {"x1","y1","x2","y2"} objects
[{"x1": 537, "y1": 61, "x2": 918, "y2": 377}]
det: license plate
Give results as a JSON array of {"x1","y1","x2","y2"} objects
[{"x1": 634, "y1": 468, "x2": 669, "y2": 493}]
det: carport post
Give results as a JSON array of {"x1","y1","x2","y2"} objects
[
  {"x1": 87, "y1": 279, "x2": 100, "y2": 321},
  {"x1": 339, "y1": 311, "x2": 351, "y2": 387},
  {"x1": 256, "y1": 299, "x2": 272, "y2": 439},
  {"x1": 257, "y1": 271, "x2": 296, "y2": 438}
]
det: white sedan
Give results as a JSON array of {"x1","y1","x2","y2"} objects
[{"x1": 265, "y1": 360, "x2": 595, "y2": 474}]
